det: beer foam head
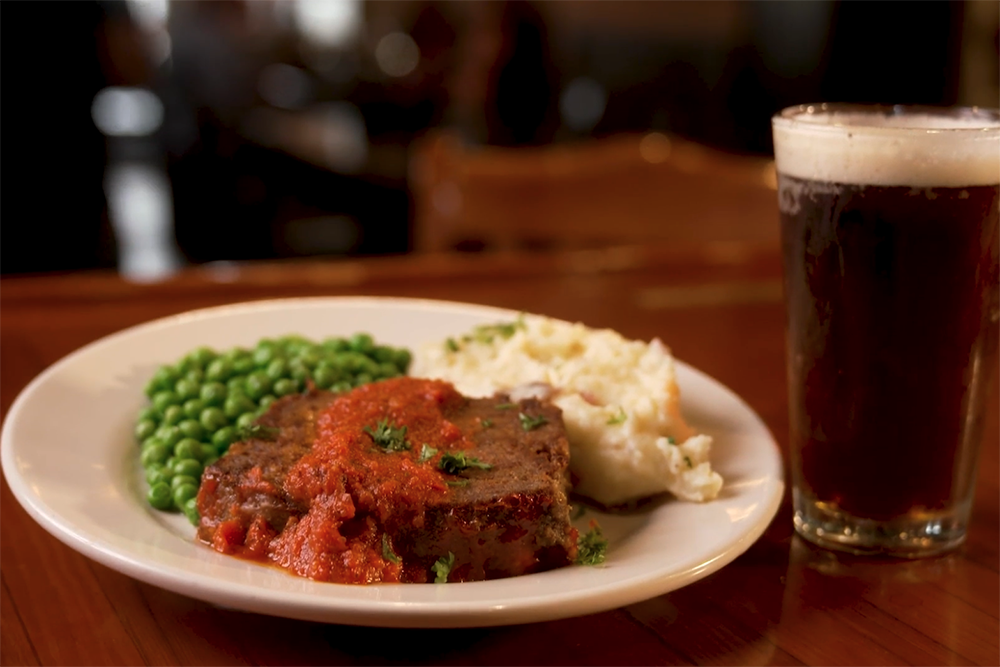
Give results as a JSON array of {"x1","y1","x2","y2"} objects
[{"x1": 772, "y1": 105, "x2": 1000, "y2": 187}]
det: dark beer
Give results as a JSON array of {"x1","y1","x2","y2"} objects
[
  {"x1": 773, "y1": 104, "x2": 1000, "y2": 554},
  {"x1": 781, "y1": 177, "x2": 999, "y2": 520}
]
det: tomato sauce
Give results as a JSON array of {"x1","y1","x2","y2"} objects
[{"x1": 264, "y1": 378, "x2": 475, "y2": 583}]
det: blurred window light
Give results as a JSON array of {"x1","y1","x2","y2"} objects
[
  {"x1": 560, "y1": 77, "x2": 606, "y2": 132},
  {"x1": 91, "y1": 87, "x2": 164, "y2": 137},
  {"x1": 374, "y1": 32, "x2": 420, "y2": 78},
  {"x1": 258, "y1": 63, "x2": 313, "y2": 109},
  {"x1": 293, "y1": 0, "x2": 362, "y2": 48},
  {"x1": 126, "y1": 0, "x2": 169, "y2": 30}
]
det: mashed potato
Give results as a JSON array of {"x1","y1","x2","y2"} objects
[{"x1": 411, "y1": 314, "x2": 723, "y2": 506}]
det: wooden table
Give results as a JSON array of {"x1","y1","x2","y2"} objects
[{"x1": 2, "y1": 244, "x2": 997, "y2": 666}]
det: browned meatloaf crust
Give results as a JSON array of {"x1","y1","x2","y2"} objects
[{"x1": 196, "y1": 386, "x2": 578, "y2": 582}]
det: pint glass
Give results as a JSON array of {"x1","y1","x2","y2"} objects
[{"x1": 772, "y1": 104, "x2": 1000, "y2": 556}]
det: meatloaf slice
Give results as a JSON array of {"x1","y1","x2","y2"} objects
[
  {"x1": 196, "y1": 378, "x2": 579, "y2": 583},
  {"x1": 196, "y1": 391, "x2": 336, "y2": 554},
  {"x1": 393, "y1": 394, "x2": 577, "y2": 582}
]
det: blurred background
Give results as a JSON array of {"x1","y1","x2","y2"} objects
[{"x1": 2, "y1": 0, "x2": 998, "y2": 279}]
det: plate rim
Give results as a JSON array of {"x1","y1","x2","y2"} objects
[{"x1": 1, "y1": 295, "x2": 785, "y2": 627}]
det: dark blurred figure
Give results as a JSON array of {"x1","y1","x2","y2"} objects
[{"x1": 1, "y1": 0, "x2": 145, "y2": 274}]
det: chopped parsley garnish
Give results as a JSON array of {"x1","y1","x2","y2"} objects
[
  {"x1": 363, "y1": 419, "x2": 411, "y2": 452},
  {"x1": 445, "y1": 479, "x2": 470, "y2": 487},
  {"x1": 666, "y1": 436, "x2": 676, "y2": 445},
  {"x1": 571, "y1": 504, "x2": 586, "y2": 521},
  {"x1": 438, "y1": 451, "x2": 492, "y2": 475},
  {"x1": 481, "y1": 418, "x2": 493, "y2": 429},
  {"x1": 445, "y1": 338, "x2": 460, "y2": 352},
  {"x1": 576, "y1": 524, "x2": 609, "y2": 566},
  {"x1": 235, "y1": 424, "x2": 280, "y2": 441},
  {"x1": 494, "y1": 402, "x2": 517, "y2": 410},
  {"x1": 381, "y1": 534, "x2": 400, "y2": 564},
  {"x1": 519, "y1": 412, "x2": 548, "y2": 431},
  {"x1": 607, "y1": 407, "x2": 627, "y2": 425},
  {"x1": 417, "y1": 444, "x2": 438, "y2": 463},
  {"x1": 432, "y1": 552, "x2": 455, "y2": 583},
  {"x1": 469, "y1": 317, "x2": 526, "y2": 344},
  {"x1": 683, "y1": 455, "x2": 693, "y2": 468}
]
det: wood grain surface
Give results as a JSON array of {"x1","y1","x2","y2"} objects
[{"x1": 2, "y1": 244, "x2": 997, "y2": 666}]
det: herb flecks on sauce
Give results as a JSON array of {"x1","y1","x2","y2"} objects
[
  {"x1": 607, "y1": 407, "x2": 627, "y2": 425},
  {"x1": 575, "y1": 523, "x2": 609, "y2": 566},
  {"x1": 519, "y1": 412, "x2": 548, "y2": 431},
  {"x1": 417, "y1": 444, "x2": 438, "y2": 463},
  {"x1": 433, "y1": 552, "x2": 455, "y2": 583},
  {"x1": 439, "y1": 451, "x2": 492, "y2": 475},
  {"x1": 363, "y1": 419, "x2": 411, "y2": 452},
  {"x1": 494, "y1": 402, "x2": 517, "y2": 410},
  {"x1": 382, "y1": 534, "x2": 401, "y2": 564}
]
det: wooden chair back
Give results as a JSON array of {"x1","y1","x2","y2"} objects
[{"x1": 409, "y1": 131, "x2": 780, "y2": 252}]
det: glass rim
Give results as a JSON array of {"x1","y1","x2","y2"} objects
[{"x1": 772, "y1": 103, "x2": 1000, "y2": 134}]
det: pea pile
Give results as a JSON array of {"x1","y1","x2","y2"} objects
[{"x1": 135, "y1": 334, "x2": 412, "y2": 525}]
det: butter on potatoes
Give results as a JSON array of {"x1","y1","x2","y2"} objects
[{"x1": 411, "y1": 315, "x2": 723, "y2": 506}]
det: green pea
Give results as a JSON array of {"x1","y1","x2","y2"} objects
[
  {"x1": 312, "y1": 365, "x2": 336, "y2": 389},
  {"x1": 135, "y1": 419, "x2": 157, "y2": 443},
  {"x1": 183, "y1": 398, "x2": 205, "y2": 419},
  {"x1": 224, "y1": 394, "x2": 256, "y2": 419},
  {"x1": 235, "y1": 412, "x2": 257, "y2": 430},
  {"x1": 258, "y1": 395, "x2": 277, "y2": 411},
  {"x1": 136, "y1": 406, "x2": 159, "y2": 424},
  {"x1": 354, "y1": 373, "x2": 373, "y2": 387},
  {"x1": 173, "y1": 438, "x2": 202, "y2": 461},
  {"x1": 175, "y1": 378, "x2": 201, "y2": 402},
  {"x1": 272, "y1": 378, "x2": 298, "y2": 397},
  {"x1": 199, "y1": 381, "x2": 227, "y2": 406},
  {"x1": 189, "y1": 346, "x2": 217, "y2": 368},
  {"x1": 147, "y1": 482, "x2": 173, "y2": 510},
  {"x1": 349, "y1": 333, "x2": 374, "y2": 353},
  {"x1": 289, "y1": 361, "x2": 310, "y2": 383},
  {"x1": 331, "y1": 381, "x2": 352, "y2": 393},
  {"x1": 266, "y1": 358, "x2": 289, "y2": 381},
  {"x1": 152, "y1": 390, "x2": 180, "y2": 414},
  {"x1": 145, "y1": 365, "x2": 179, "y2": 397},
  {"x1": 145, "y1": 463, "x2": 171, "y2": 485},
  {"x1": 172, "y1": 458, "x2": 202, "y2": 478},
  {"x1": 203, "y1": 455, "x2": 219, "y2": 469},
  {"x1": 222, "y1": 347, "x2": 248, "y2": 362},
  {"x1": 393, "y1": 348, "x2": 412, "y2": 372},
  {"x1": 226, "y1": 376, "x2": 246, "y2": 395},
  {"x1": 184, "y1": 368, "x2": 205, "y2": 385},
  {"x1": 161, "y1": 404, "x2": 184, "y2": 426},
  {"x1": 212, "y1": 426, "x2": 236, "y2": 449},
  {"x1": 297, "y1": 351, "x2": 321, "y2": 370},
  {"x1": 252, "y1": 345, "x2": 278, "y2": 367},
  {"x1": 155, "y1": 425, "x2": 183, "y2": 448},
  {"x1": 377, "y1": 362, "x2": 399, "y2": 379},
  {"x1": 323, "y1": 337, "x2": 350, "y2": 353},
  {"x1": 200, "y1": 406, "x2": 227, "y2": 432},
  {"x1": 182, "y1": 497, "x2": 200, "y2": 525},
  {"x1": 244, "y1": 371, "x2": 272, "y2": 400},
  {"x1": 171, "y1": 474, "x2": 199, "y2": 490},
  {"x1": 232, "y1": 355, "x2": 255, "y2": 376},
  {"x1": 177, "y1": 419, "x2": 205, "y2": 441},
  {"x1": 205, "y1": 358, "x2": 234, "y2": 382},
  {"x1": 172, "y1": 483, "x2": 199, "y2": 509}
]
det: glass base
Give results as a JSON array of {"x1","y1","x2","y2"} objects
[{"x1": 792, "y1": 490, "x2": 970, "y2": 558}]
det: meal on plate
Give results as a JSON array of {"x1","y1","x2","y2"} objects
[
  {"x1": 411, "y1": 314, "x2": 723, "y2": 507},
  {"x1": 132, "y1": 312, "x2": 717, "y2": 584}
]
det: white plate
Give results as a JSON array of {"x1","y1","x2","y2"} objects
[{"x1": 1, "y1": 297, "x2": 784, "y2": 628}]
